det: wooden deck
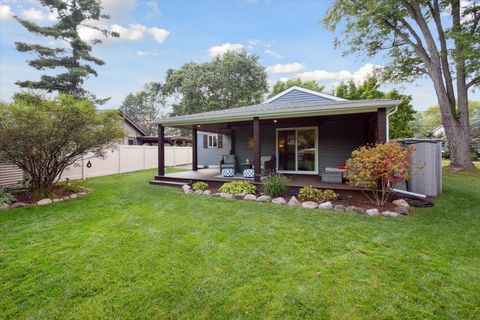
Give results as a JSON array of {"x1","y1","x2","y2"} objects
[{"x1": 151, "y1": 168, "x2": 367, "y2": 198}]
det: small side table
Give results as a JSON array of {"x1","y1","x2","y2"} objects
[{"x1": 241, "y1": 163, "x2": 253, "y2": 171}]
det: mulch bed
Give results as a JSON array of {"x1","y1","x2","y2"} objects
[{"x1": 12, "y1": 185, "x2": 79, "y2": 204}]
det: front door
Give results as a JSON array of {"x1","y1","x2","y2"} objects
[{"x1": 276, "y1": 127, "x2": 317, "y2": 174}]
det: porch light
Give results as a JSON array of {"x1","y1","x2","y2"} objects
[
  {"x1": 197, "y1": 125, "x2": 201, "y2": 128},
  {"x1": 273, "y1": 120, "x2": 277, "y2": 123}
]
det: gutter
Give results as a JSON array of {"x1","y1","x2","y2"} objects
[{"x1": 386, "y1": 105, "x2": 399, "y2": 142}]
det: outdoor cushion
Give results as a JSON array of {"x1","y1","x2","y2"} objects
[
  {"x1": 243, "y1": 169, "x2": 254, "y2": 178},
  {"x1": 222, "y1": 168, "x2": 235, "y2": 177},
  {"x1": 222, "y1": 155, "x2": 235, "y2": 164}
]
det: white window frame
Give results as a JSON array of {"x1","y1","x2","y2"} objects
[
  {"x1": 207, "y1": 134, "x2": 219, "y2": 148},
  {"x1": 275, "y1": 126, "x2": 318, "y2": 175}
]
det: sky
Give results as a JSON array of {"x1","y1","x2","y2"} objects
[{"x1": 0, "y1": 0, "x2": 478, "y2": 112}]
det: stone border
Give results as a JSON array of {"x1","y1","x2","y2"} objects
[
  {"x1": 182, "y1": 184, "x2": 410, "y2": 217},
  {"x1": 1, "y1": 187, "x2": 91, "y2": 210}
]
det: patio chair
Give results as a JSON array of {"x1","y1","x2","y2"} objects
[{"x1": 220, "y1": 155, "x2": 236, "y2": 173}]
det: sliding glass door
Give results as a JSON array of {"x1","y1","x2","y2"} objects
[{"x1": 276, "y1": 127, "x2": 317, "y2": 174}]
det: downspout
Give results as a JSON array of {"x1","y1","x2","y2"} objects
[{"x1": 386, "y1": 105, "x2": 399, "y2": 142}]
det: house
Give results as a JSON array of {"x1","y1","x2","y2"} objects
[{"x1": 151, "y1": 86, "x2": 401, "y2": 196}]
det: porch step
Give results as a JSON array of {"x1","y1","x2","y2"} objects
[{"x1": 149, "y1": 180, "x2": 185, "y2": 188}]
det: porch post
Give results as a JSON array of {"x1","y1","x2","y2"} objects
[
  {"x1": 192, "y1": 127, "x2": 198, "y2": 171},
  {"x1": 253, "y1": 117, "x2": 261, "y2": 182},
  {"x1": 158, "y1": 124, "x2": 165, "y2": 176},
  {"x1": 376, "y1": 108, "x2": 387, "y2": 143}
]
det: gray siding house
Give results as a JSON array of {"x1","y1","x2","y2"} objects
[{"x1": 154, "y1": 86, "x2": 400, "y2": 193}]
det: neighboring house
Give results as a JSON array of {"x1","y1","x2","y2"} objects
[
  {"x1": 118, "y1": 111, "x2": 147, "y2": 145},
  {"x1": 153, "y1": 86, "x2": 401, "y2": 195},
  {"x1": 0, "y1": 164, "x2": 24, "y2": 188},
  {"x1": 432, "y1": 124, "x2": 445, "y2": 137}
]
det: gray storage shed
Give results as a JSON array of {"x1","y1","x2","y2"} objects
[{"x1": 396, "y1": 138, "x2": 443, "y2": 197}]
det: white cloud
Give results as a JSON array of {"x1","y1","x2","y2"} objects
[
  {"x1": 296, "y1": 63, "x2": 380, "y2": 84},
  {"x1": 264, "y1": 49, "x2": 282, "y2": 58},
  {"x1": 136, "y1": 50, "x2": 158, "y2": 56},
  {"x1": 78, "y1": 22, "x2": 170, "y2": 44},
  {"x1": 0, "y1": 4, "x2": 12, "y2": 21},
  {"x1": 20, "y1": 8, "x2": 57, "y2": 21},
  {"x1": 266, "y1": 62, "x2": 306, "y2": 74},
  {"x1": 101, "y1": 0, "x2": 136, "y2": 20},
  {"x1": 208, "y1": 43, "x2": 244, "y2": 57},
  {"x1": 147, "y1": 27, "x2": 170, "y2": 43}
]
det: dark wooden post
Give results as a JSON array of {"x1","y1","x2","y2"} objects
[
  {"x1": 376, "y1": 108, "x2": 387, "y2": 143},
  {"x1": 192, "y1": 128, "x2": 198, "y2": 171},
  {"x1": 253, "y1": 117, "x2": 261, "y2": 182},
  {"x1": 158, "y1": 124, "x2": 165, "y2": 176},
  {"x1": 230, "y1": 129, "x2": 236, "y2": 155}
]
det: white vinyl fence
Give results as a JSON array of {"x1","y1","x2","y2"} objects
[{"x1": 60, "y1": 145, "x2": 192, "y2": 181}]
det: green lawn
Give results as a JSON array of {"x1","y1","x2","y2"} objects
[{"x1": 1, "y1": 168, "x2": 479, "y2": 319}]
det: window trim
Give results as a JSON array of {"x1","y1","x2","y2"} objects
[
  {"x1": 275, "y1": 126, "x2": 318, "y2": 175},
  {"x1": 207, "y1": 134, "x2": 219, "y2": 148}
]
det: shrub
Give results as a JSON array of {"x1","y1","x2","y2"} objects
[
  {"x1": 346, "y1": 141, "x2": 414, "y2": 205},
  {"x1": 298, "y1": 186, "x2": 323, "y2": 202},
  {"x1": 262, "y1": 172, "x2": 289, "y2": 197},
  {"x1": 0, "y1": 188, "x2": 15, "y2": 206},
  {"x1": 192, "y1": 181, "x2": 209, "y2": 191},
  {"x1": 218, "y1": 181, "x2": 256, "y2": 194},
  {"x1": 320, "y1": 189, "x2": 338, "y2": 202}
]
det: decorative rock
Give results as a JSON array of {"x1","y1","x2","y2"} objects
[
  {"x1": 287, "y1": 196, "x2": 301, "y2": 207},
  {"x1": 257, "y1": 195, "x2": 272, "y2": 202},
  {"x1": 63, "y1": 196, "x2": 70, "y2": 200},
  {"x1": 202, "y1": 190, "x2": 212, "y2": 196},
  {"x1": 346, "y1": 206, "x2": 365, "y2": 214},
  {"x1": 382, "y1": 211, "x2": 399, "y2": 217},
  {"x1": 334, "y1": 205, "x2": 345, "y2": 212},
  {"x1": 272, "y1": 197, "x2": 287, "y2": 205},
  {"x1": 394, "y1": 206, "x2": 410, "y2": 215},
  {"x1": 0, "y1": 203, "x2": 9, "y2": 210},
  {"x1": 318, "y1": 202, "x2": 333, "y2": 210},
  {"x1": 37, "y1": 198, "x2": 52, "y2": 206},
  {"x1": 53, "y1": 198, "x2": 63, "y2": 203},
  {"x1": 69, "y1": 194, "x2": 78, "y2": 199},
  {"x1": 193, "y1": 190, "x2": 204, "y2": 195},
  {"x1": 211, "y1": 193, "x2": 221, "y2": 197},
  {"x1": 182, "y1": 184, "x2": 192, "y2": 194},
  {"x1": 220, "y1": 193, "x2": 233, "y2": 199},
  {"x1": 77, "y1": 192, "x2": 87, "y2": 196},
  {"x1": 392, "y1": 199, "x2": 409, "y2": 208},
  {"x1": 243, "y1": 194, "x2": 257, "y2": 201},
  {"x1": 302, "y1": 201, "x2": 318, "y2": 209},
  {"x1": 365, "y1": 208, "x2": 380, "y2": 216},
  {"x1": 234, "y1": 192, "x2": 246, "y2": 200},
  {"x1": 10, "y1": 202, "x2": 27, "y2": 208}
]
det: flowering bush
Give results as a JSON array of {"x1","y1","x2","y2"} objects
[{"x1": 346, "y1": 141, "x2": 414, "y2": 205}]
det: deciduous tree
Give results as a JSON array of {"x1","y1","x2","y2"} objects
[{"x1": 324, "y1": 0, "x2": 480, "y2": 170}]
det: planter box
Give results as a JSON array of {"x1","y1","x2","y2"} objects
[{"x1": 320, "y1": 171, "x2": 343, "y2": 184}]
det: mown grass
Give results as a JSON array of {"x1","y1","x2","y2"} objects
[{"x1": 0, "y1": 167, "x2": 479, "y2": 319}]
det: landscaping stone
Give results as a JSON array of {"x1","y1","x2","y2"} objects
[
  {"x1": 394, "y1": 206, "x2": 410, "y2": 215},
  {"x1": 257, "y1": 195, "x2": 272, "y2": 202},
  {"x1": 69, "y1": 194, "x2": 78, "y2": 199},
  {"x1": 365, "y1": 208, "x2": 380, "y2": 216},
  {"x1": 382, "y1": 211, "x2": 399, "y2": 217},
  {"x1": 346, "y1": 206, "x2": 365, "y2": 214},
  {"x1": 302, "y1": 201, "x2": 318, "y2": 209},
  {"x1": 211, "y1": 193, "x2": 221, "y2": 197},
  {"x1": 0, "y1": 203, "x2": 9, "y2": 210},
  {"x1": 182, "y1": 184, "x2": 192, "y2": 194},
  {"x1": 10, "y1": 202, "x2": 27, "y2": 208},
  {"x1": 53, "y1": 198, "x2": 63, "y2": 203},
  {"x1": 272, "y1": 197, "x2": 286, "y2": 205},
  {"x1": 243, "y1": 194, "x2": 257, "y2": 201},
  {"x1": 202, "y1": 190, "x2": 212, "y2": 196},
  {"x1": 220, "y1": 193, "x2": 233, "y2": 199},
  {"x1": 234, "y1": 192, "x2": 246, "y2": 200},
  {"x1": 37, "y1": 198, "x2": 52, "y2": 206},
  {"x1": 193, "y1": 190, "x2": 204, "y2": 195},
  {"x1": 63, "y1": 196, "x2": 70, "y2": 200},
  {"x1": 318, "y1": 202, "x2": 333, "y2": 210},
  {"x1": 77, "y1": 192, "x2": 87, "y2": 197},
  {"x1": 334, "y1": 204, "x2": 345, "y2": 212},
  {"x1": 287, "y1": 196, "x2": 301, "y2": 207},
  {"x1": 392, "y1": 199, "x2": 410, "y2": 208}
]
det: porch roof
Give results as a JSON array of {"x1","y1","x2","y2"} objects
[{"x1": 158, "y1": 99, "x2": 400, "y2": 127}]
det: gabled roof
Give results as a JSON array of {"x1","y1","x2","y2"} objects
[
  {"x1": 263, "y1": 86, "x2": 348, "y2": 104},
  {"x1": 118, "y1": 111, "x2": 147, "y2": 136},
  {"x1": 159, "y1": 99, "x2": 400, "y2": 127}
]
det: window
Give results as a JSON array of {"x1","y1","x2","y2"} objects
[
  {"x1": 208, "y1": 134, "x2": 218, "y2": 148},
  {"x1": 276, "y1": 127, "x2": 317, "y2": 174},
  {"x1": 128, "y1": 138, "x2": 135, "y2": 145}
]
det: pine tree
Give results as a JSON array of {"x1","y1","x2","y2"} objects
[{"x1": 14, "y1": 0, "x2": 118, "y2": 102}]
